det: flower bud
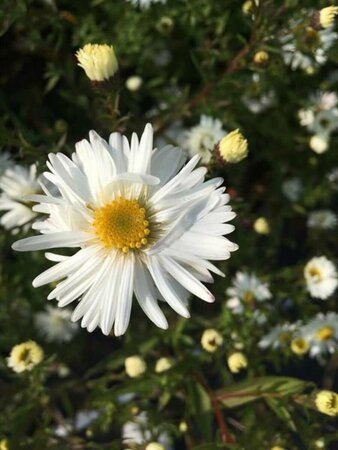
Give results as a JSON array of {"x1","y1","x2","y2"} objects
[
  {"x1": 126, "y1": 75, "x2": 143, "y2": 92},
  {"x1": 253, "y1": 217, "x2": 270, "y2": 235},
  {"x1": 145, "y1": 443, "x2": 165, "y2": 450},
  {"x1": 155, "y1": 357, "x2": 173, "y2": 373},
  {"x1": 227, "y1": 352, "x2": 248, "y2": 373},
  {"x1": 309, "y1": 134, "x2": 329, "y2": 154},
  {"x1": 319, "y1": 6, "x2": 338, "y2": 28},
  {"x1": 76, "y1": 44, "x2": 118, "y2": 82},
  {"x1": 253, "y1": 50, "x2": 269, "y2": 64},
  {"x1": 7, "y1": 340, "x2": 44, "y2": 373},
  {"x1": 314, "y1": 390, "x2": 338, "y2": 416},
  {"x1": 216, "y1": 129, "x2": 248, "y2": 164},
  {"x1": 201, "y1": 329, "x2": 223, "y2": 353},
  {"x1": 125, "y1": 355, "x2": 147, "y2": 378},
  {"x1": 290, "y1": 337, "x2": 309, "y2": 355}
]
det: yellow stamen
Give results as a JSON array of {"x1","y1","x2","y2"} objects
[
  {"x1": 93, "y1": 197, "x2": 150, "y2": 252},
  {"x1": 316, "y1": 326, "x2": 334, "y2": 341},
  {"x1": 243, "y1": 290, "x2": 255, "y2": 304}
]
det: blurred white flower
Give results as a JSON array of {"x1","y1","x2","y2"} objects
[
  {"x1": 35, "y1": 306, "x2": 78, "y2": 342},
  {"x1": 0, "y1": 152, "x2": 13, "y2": 176},
  {"x1": 127, "y1": 0, "x2": 166, "y2": 9},
  {"x1": 226, "y1": 272, "x2": 271, "y2": 314},
  {"x1": 298, "y1": 108, "x2": 315, "y2": 127},
  {"x1": 122, "y1": 412, "x2": 171, "y2": 448},
  {"x1": 304, "y1": 256, "x2": 338, "y2": 300},
  {"x1": 307, "y1": 210, "x2": 337, "y2": 230},
  {"x1": 309, "y1": 134, "x2": 329, "y2": 154},
  {"x1": 282, "y1": 177, "x2": 303, "y2": 202},
  {"x1": 327, "y1": 167, "x2": 338, "y2": 189},
  {"x1": 181, "y1": 115, "x2": 225, "y2": 164},
  {"x1": 300, "y1": 312, "x2": 338, "y2": 357},
  {"x1": 0, "y1": 164, "x2": 40, "y2": 232},
  {"x1": 258, "y1": 323, "x2": 296, "y2": 349},
  {"x1": 312, "y1": 91, "x2": 338, "y2": 110},
  {"x1": 126, "y1": 75, "x2": 143, "y2": 91},
  {"x1": 242, "y1": 91, "x2": 275, "y2": 114},
  {"x1": 312, "y1": 109, "x2": 338, "y2": 135},
  {"x1": 74, "y1": 409, "x2": 100, "y2": 430}
]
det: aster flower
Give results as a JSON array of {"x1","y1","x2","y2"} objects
[
  {"x1": 35, "y1": 306, "x2": 78, "y2": 342},
  {"x1": 13, "y1": 124, "x2": 237, "y2": 336},
  {"x1": 226, "y1": 271, "x2": 271, "y2": 314},
  {"x1": 181, "y1": 115, "x2": 226, "y2": 164},
  {"x1": 304, "y1": 256, "x2": 338, "y2": 299},
  {"x1": 0, "y1": 164, "x2": 40, "y2": 232},
  {"x1": 258, "y1": 323, "x2": 297, "y2": 350},
  {"x1": 300, "y1": 312, "x2": 338, "y2": 357},
  {"x1": 307, "y1": 210, "x2": 337, "y2": 230}
]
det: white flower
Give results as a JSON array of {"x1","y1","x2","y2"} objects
[
  {"x1": 226, "y1": 271, "x2": 271, "y2": 314},
  {"x1": 300, "y1": 313, "x2": 338, "y2": 357},
  {"x1": 181, "y1": 115, "x2": 226, "y2": 164},
  {"x1": 0, "y1": 152, "x2": 13, "y2": 176},
  {"x1": 309, "y1": 134, "x2": 329, "y2": 154},
  {"x1": 298, "y1": 108, "x2": 315, "y2": 127},
  {"x1": 35, "y1": 306, "x2": 78, "y2": 342},
  {"x1": 307, "y1": 210, "x2": 337, "y2": 230},
  {"x1": 312, "y1": 109, "x2": 338, "y2": 135},
  {"x1": 0, "y1": 164, "x2": 40, "y2": 232},
  {"x1": 242, "y1": 91, "x2": 275, "y2": 114},
  {"x1": 13, "y1": 124, "x2": 237, "y2": 336},
  {"x1": 155, "y1": 357, "x2": 173, "y2": 373},
  {"x1": 122, "y1": 412, "x2": 171, "y2": 447},
  {"x1": 304, "y1": 256, "x2": 338, "y2": 300},
  {"x1": 312, "y1": 91, "x2": 338, "y2": 110},
  {"x1": 282, "y1": 177, "x2": 303, "y2": 202},
  {"x1": 258, "y1": 323, "x2": 296, "y2": 350},
  {"x1": 327, "y1": 167, "x2": 338, "y2": 189},
  {"x1": 126, "y1": 75, "x2": 143, "y2": 91},
  {"x1": 127, "y1": 0, "x2": 166, "y2": 9}
]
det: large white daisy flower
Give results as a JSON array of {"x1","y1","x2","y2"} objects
[
  {"x1": 226, "y1": 271, "x2": 271, "y2": 314},
  {"x1": 0, "y1": 164, "x2": 40, "y2": 232},
  {"x1": 181, "y1": 115, "x2": 225, "y2": 164},
  {"x1": 13, "y1": 124, "x2": 237, "y2": 336},
  {"x1": 35, "y1": 306, "x2": 78, "y2": 342},
  {"x1": 300, "y1": 312, "x2": 338, "y2": 357},
  {"x1": 304, "y1": 256, "x2": 338, "y2": 300}
]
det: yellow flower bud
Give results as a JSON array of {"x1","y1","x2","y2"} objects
[
  {"x1": 319, "y1": 6, "x2": 338, "y2": 29},
  {"x1": 76, "y1": 44, "x2": 118, "y2": 82},
  {"x1": 253, "y1": 217, "x2": 270, "y2": 235},
  {"x1": 145, "y1": 443, "x2": 165, "y2": 450},
  {"x1": 290, "y1": 337, "x2": 309, "y2": 355},
  {"x1": 7, "y1": 340, "x2": 44, "y2": 373},
  {"x1": 125, "y1": 356, "x2": 147, "y2": 378},
  {"x1": 314, "y1": 390, "x2": 338, "y2": 416},
  {"x1": 0, "y1": 440, "x2": 9, "y2": 450},
  {"x1": 217, "y1": 129, "x2": 248, "y2": 163},
  {"x1": 179, "y1": 421, "x2": 188, "y2": 433},
  {"x1": 227, "y1": 352, "x2": 248, "y2": 373},
  {"x1": 309, "y1": 134, "x2": 329, "y2": 154},
  {"x1": 253, "y1": 50, "x2": 269, "y2": 64},
  {"x1": 271, "y1": 447, "x2": 285, "y2": 450},
  {"x1": 242, "y1": 1, "x2": 253, "y2": 15},
  {"x1": 126, "y1": 75, "x2": 143, "y2": 92},
  {"x1": 201, "y1": 329, "x2": 223, "y2": 353},
  {"x1": 155, "y1": 357, "x2": 173, "y2": 373}
]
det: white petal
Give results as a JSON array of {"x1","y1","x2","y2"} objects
[
  {"x1": 12, "y1": 231, "x2": 92, "y2": 252},
  {"x1": 114, "y1": 253, "x2": 135, "y2": 336}
]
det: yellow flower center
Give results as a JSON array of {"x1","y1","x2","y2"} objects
[
  {"x1": 18, "y1": 348, "x2": 32, "y2": 364},
  {"x1": 316, "y1": 326, "x2": 334, "y2": 341},
  {"x1": 93, "y1": 197, "x2": 150, "y2": 253},
  {"x1": 307, "y1": 267, "x2": 322, "y2": 281},
  {"x1": 243, "y1": 290, "x2": 255, "y2": 304},
  {"x1": 278, "y1": 331, "x2": 290, "y2": 344}
]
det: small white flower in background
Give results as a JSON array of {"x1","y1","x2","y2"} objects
[
  {"x1": 126, "y1": 75, "x2": 143, "y2": 91},
  {"x1": 0, "y1": 152, "x2": 13, "y2": 176},
  {"x1": 312, "y1": 91, "x2": 338, "y2": 110},
  {"x1": 304, "y1": 256, "x2": 338, "y2": 299},
  {"x1": 0, "y1": 164, "x2": 40, "y2": 232},
  {"x1": 201, "y1": 328, "x2": 223, "y2": 353},
  {"x1": 327, "y1": 167, "x2": 338, "y2": 189},
  {"x1": 74, "y1": 409, "x2": 100, "y2": 431},
  {"x1": 298, "y1": 108, "x2": 315, "y2": 127},
  {"x1": 12, "y1": 124, "x2": 237, "y2": 336},
  {"x1": 155, "y1": 357, "x2": 173, "y2": 373},
  {"x1": 35, "y1": 306, "x2": 78, "y2": 343},
  {"x1": 312, "y1": 109, "x2": 338, "y2": 135},
  {"x1": 309, "y1": 134, "x2": 329, "y2": 154},
  {"x1": 7, "y1": 340, "x2": 44, "y2": 373},
  {"x1": 300, "y1": 312, "x2": 338, "y2": 357},
  {"x1": 227, "y1": 352, "x2": 248, "y2": 373},
  {"x1": 282, "y1": 177, "x2": 303, "y2": 202},
  {"x1": 125, "y1": 356, "x2": 147, "y2": 378},
  {"x1": 76, "y1": 44, "x2": 118, "y2": 82},
  {"x1": 307, "y1": 210, "x2": 337, "y2": 230},
  {"x1": 122, "y1": 412, "x2": 171, "y2": 448},
  {"x1": 181, "y1": 115, "x2": 226, "y2": 164},
  {"x1": 242, "y1": 90, "x2": 275, "y2": 114},
  {"x1": 258, "y1": 323, "x2": 296, "y2": 350},
  {"x1": 226, "y1": 271, "x2": 271, "y2": 314},
  {"x1": 127, "y1": 0, "x2": 166, "y2": 9}
]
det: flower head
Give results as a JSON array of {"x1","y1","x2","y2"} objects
[
  {"x1": 125, "y1": 356, "x2": 147, "y2": 377},
  {"x1": 253, "y1": 217, "x2": 270, "y2": 235},
  {"x1": 217, "y1": 129, "x2": 248, "y2": 164},
  {"x1": 307, "y1": 210, "x2": 337, "y2": 230},
  {"x1": 315, "y1": 390, "x2": 338, "y2": 416},
  {"x1": 35, "y1": 306, "x2": 78, "y2": 342},
  {"x1": 290, "y1": 337, "x2": 309, "y2": 355},
  {"x1": 259, "y1": 323, "x2": 296, "y2": 350},
  {"x1": 0, "y1": 164, "x2": 40, "y2": 232},
  {"x1": 201, "y1": 329, "x2": 223, "y2": 352},
  {"x1": 304, "y1": 256, "x2": 338, "y2": 299},
  {"x1": 227, "y1": 352, "x2": 248, "y2": 373},
  {"x1": 181, "y1": 115, "x2": 226, "y2": 164},
  {"x1": 309, "y1": 134, "x2": 329, "y2": 154},
  {"x1": 13, "y1": 124, "x2": 237, "y2": 336},
  {"x1": 319, "y1": 6, "x2": 338, "y2": 29},
  {"x1": 155, "y1": 357, "x2": 173, "y2": 373},
  {"x1": 76, "y1": 44, "x2": 118, "y2": 82},
  {"x1": 7, "y1": 340, "x2": 44, "y2": 373},
  {"x1": 253, "y1": 50, "x2": 269, "y2": 64},
  {"x1": 300, "y1": 312, "x2": 338, "y2": 357}
]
